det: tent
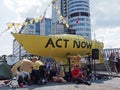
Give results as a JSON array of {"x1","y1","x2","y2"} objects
[{"x1": 0, "y1": 59, "x2": 12, "y2": 80}]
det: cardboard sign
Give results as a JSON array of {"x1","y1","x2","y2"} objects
[{"x1": 70, "y1": 56, "x2": 81, "y2": 67}]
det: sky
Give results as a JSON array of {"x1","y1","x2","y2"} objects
[{"x1": 0, "y1": 0, "x2": 120, "y2": 56}]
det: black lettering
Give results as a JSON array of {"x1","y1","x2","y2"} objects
[
  {"x1": 64, "y1": 39, "x2": 69, "y2": 48},
  {"x1": 81, "y1": 41, "x2": 86, "y2": 48},
  {"x1": 45, "y1": 38, "x2": 55, "y2": 48},
  {"x1": 73, "y1": 40, "x2": 80, "y2": 48},
  {"x1": 56, "y1": 39, "x2": 62, "y2": 48},
  {"x1": 87, "y1": 42, "x2": 92, "y2": 49}
]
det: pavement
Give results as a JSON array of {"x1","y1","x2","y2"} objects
[{"x1": 0, "y1": 77, "x2": 120, "y2": 90}]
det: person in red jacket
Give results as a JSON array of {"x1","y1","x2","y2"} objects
[
  {"x1": 71, "y1": 65, "x2": 91, "y2": 85},
  {"x1": 71, "y1": 65, "x2": 83, "y2": 79}
]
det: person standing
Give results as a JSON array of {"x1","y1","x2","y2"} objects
[
  {"x1": 109, "y1": 53, "x2": 118, "y2": 74},
  {"x1": 115, "y1": 52, "x2": 120, "y2": 72}
]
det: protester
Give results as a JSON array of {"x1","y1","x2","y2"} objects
[
  {"x1": 71, "y1": 65, "x2": 91, "y2": 85},
  {"x1": 31, "y1": 56, "x2": 44, "y2": 70},
  {"x1": 109, "y1": 53, "x2": 118, "y2": 74},
  {"x1": 48, "y1": 65, "x2": 67, "y2": 83},
  {"x1": 16, "y1": 66, "x2": 30, "y2": 86},
  {"x1": 66, "y1": 53, "x2": 72, "y2": 81},
  {"x1": 30, "y1": 56, "x2": 45, "y2": 84},
  {"x1": 115, "y1": 52, "x2": 120, "y2": 71}
]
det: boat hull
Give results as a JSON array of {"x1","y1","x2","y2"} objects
[{"x1": 12, "y1": 33, "x2": 104, "y2": 63}]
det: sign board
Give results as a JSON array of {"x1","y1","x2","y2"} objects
[{"x1": 70, "y1": 56, "x2": 81, "y2": 67}]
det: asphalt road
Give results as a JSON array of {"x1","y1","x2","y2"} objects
[{"x1": 0, "y1": 77, "x2": 120, "y2": 90}]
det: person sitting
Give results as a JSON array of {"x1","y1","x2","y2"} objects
[
  {"x1": 82, "y1": 65, "x2": 91, "y2": 80},
  {"x1": 30, "y1": 56, "x2": 44, "y2": 84},
  {"x1": 16, "y1": 66, "x2": 30, "y2": 86},
  {"x1": 71, "y1": 65, "x2": 91, "y2": 85},
  {"x1": 52, "y1": 75, "x2": 67, "y2": 83},
  {"x1": 49, "y1": 65, "x2": 67, "y2": 83},
  {"x1": 32, "y1": 56, "x2": 44, "y2": 70}
]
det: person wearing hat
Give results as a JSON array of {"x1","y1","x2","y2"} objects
[
  {"x1": 30, "y1": 56, "x2": 44, "y2": 84},
  {"x1": 31, "y1": 56, "x2": 44, "y2": 70}
]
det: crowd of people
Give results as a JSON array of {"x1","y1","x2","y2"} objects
[
  {"x1": 2, "y1": 51, "x2": 120, "y2": 88},
  {"x1": 14, "y1": 55, "x2": 91, "y2": 88},
  {"x1": 14, "y1": 56, "x2": 66, "y2": 87}
]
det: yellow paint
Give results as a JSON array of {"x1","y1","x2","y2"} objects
[{"x1": 12, "y1": 33, "x2": 104, "y2": 64}]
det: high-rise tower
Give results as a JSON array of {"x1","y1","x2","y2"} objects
[{"x1": 52, "y1": 0, "x2": 91, "y2": 39}]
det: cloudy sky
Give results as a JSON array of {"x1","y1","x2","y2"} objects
[{"x1": 0, "y1": 0, "x2": 120, "y2": 56}]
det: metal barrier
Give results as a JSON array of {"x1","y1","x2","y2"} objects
[{"x1": 103, "y1": 48, "x2": 120, "y2": 57}]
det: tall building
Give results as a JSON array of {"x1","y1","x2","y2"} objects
[
  {"x1": 19, "y1": 18, "x2": 40, "y2": 35},
  {"x1": 40, "y1": 18, "x2": 51, "y2": 35},
  {"x1": 13, "y1": 18, "x2": 52, "y2": 60},
  {"x1": 52, "y1": 0, "x2": 91, "y2": 39}
]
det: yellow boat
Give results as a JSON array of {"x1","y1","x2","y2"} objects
[{"x1": 12, "y1": 33, "x2": 104, "y2": 63}]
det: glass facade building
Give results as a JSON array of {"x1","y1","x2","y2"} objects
[
  {"x1": 19, "y1": 18, "x2": 40, "y2": 35},
  {"x1": 45, "y1": 18, "x2": 51, "y2": 35},
  {"x1": 52, "y1": 0, "x2": 91, "y2": 39}
]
